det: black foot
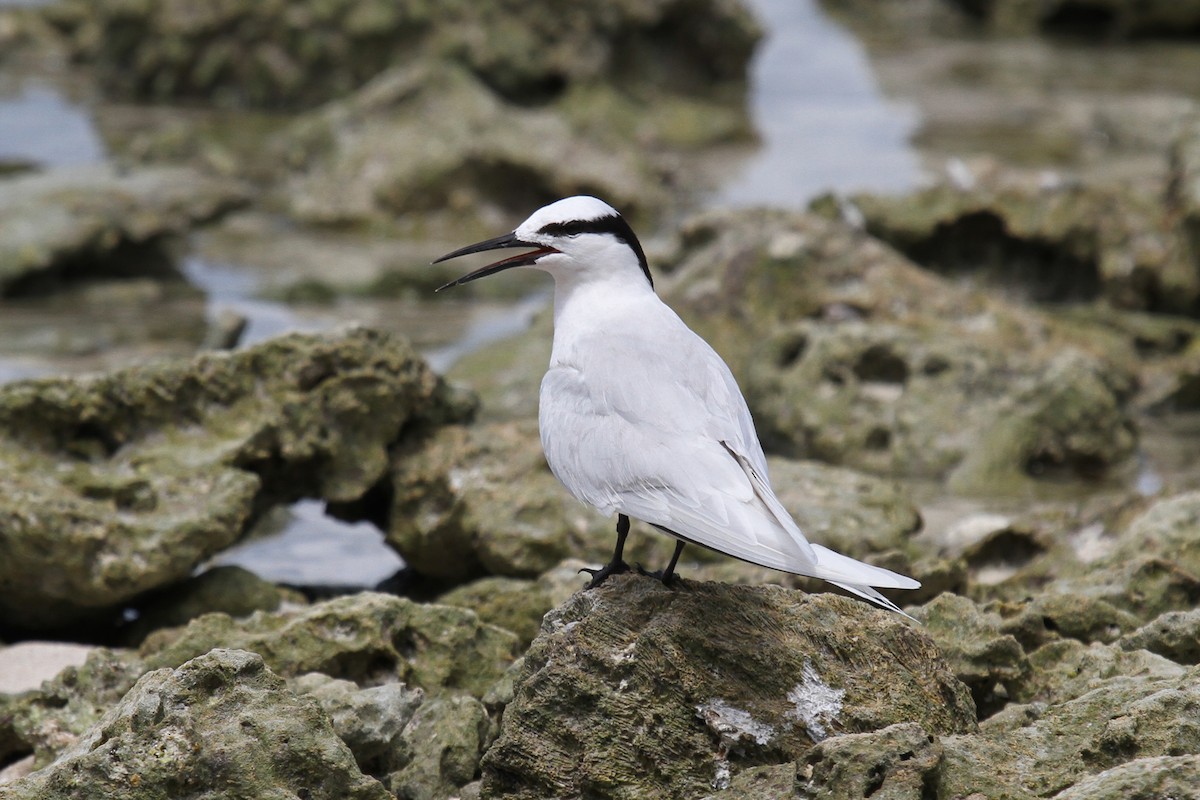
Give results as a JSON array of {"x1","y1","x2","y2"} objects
[
  {"x1": 635, "y1": 563, "x2": 681, "y2": 587},
  {"x1": 579, "y1": 559, "x2": 632, "y2": 590}
]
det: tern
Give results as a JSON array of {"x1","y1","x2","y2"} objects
[{"x1": 435, "y1": 196, "x2": 920, "y2": 614}]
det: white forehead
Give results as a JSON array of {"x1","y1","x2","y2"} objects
[{"x1": 515, "y1": 196, "x2": 620, "y2": 235}]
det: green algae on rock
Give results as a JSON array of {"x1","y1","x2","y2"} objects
[
  {"x1": 481, "y1": 577, "x2": 974, "y2": 799},
  {"x1": 796, "y1": 722, "x2": 943, "y2": 800},
  {"x1": 841, "y1": 168, "x2": 1200, "y2": 315},
  {"x1": 911, "y1": 594, "x2": 1029, "y2": 718},
  {"x1": 385, "y1": 694, "x2": 492, "y2": 800},
  {"x1": 45, "y1": 0, "x2": 759, "y2": 109},
  {"x1": 938, "y1": 668, "x2": 1200, "y2": 798},
  {"x1": 292, "y1": 672, "x2": 425, "y2": 776},
  {"x1": 276, "y1": 62, "x2": 751, "y2": 233},
  {"x1": 655, "y1": 208, "x2": 1137, "y2": 490},
  {"x1": 5, "y1": 648, "x2": 142, "y2": 771},
  {"x1": 0, "y1": 164, "x2": 248, "y2": 297},
  {"x1": 138, "y1": 592, "x2": 520, "y2": 699},
  {"x1": 0, "y1": 327, "x2": 472, "y2": 631},
  {"x1": 1, "y1": 649, "x2": 392, "y2": 800}
]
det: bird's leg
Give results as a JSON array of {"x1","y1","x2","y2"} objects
[
  {"x1": 580, "y1": 514, "x2": 632, "y2": 589},
  {"x1": 637, "y1": 540, "x2": 686, "y2": 587}
]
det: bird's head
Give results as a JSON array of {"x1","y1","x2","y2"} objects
[{"x1": 434, "y1": 196, "x2": 652, "y2": 291}]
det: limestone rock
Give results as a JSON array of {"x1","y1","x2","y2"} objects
[
  {"x1": 1119, "y1": 608, "x2": 1200, "y2": 665},
  {"x1": 122, "y1": 565, "x2": 298, "y2": 645},
  {"x1": 6, "y1": 648, "x2": 141, "y2": 770},
  {"x1": 796, "y1": 722, "x2": 943, "y2": 800},
  {"x1": 481, "y1": 577, "x2": 975, "y2": 799},
  {"x1": 1, "y1": 649, "x2": 391, "y2": 800},
  {"x1": 0, "y1": 327, "x2": 470, "y2": 630},
  {"x1": 1016, "y1": 640, "x2": 1184, "y2": 706},
  {"x1": 0, "y1": 164, "x2": 247, "y2": 296},
  {"x1": 939, "y1": 670, "x2": 1200, "y2": 797},
  {"x1": 846, "y1": 169, "x2": 1199, "y2": 314},
  {"x1": 911, "y1": 594, "x2": 1028, "y2": 717},
  {"x1": 48, "y1": 0, "x2": 759, "y2": 109},
  {"x1": 1050, "y1": 755, "x2": 1200, "y2": 799},
  {"x1": 386, "y1": 695, "x2": 492, "y2": 800},
  {"x1": 292, "y1": 672, "x2": 425, "y2": 776},
  {"x1": 138, "y1": 592, "x2": 521, "y2": 698},
  {"x1": 436, "y1": 561, "x2": 587, "y2": 648},
  {"x1": 657, "y1": 208, "x2": 1137, "y2": 489}
]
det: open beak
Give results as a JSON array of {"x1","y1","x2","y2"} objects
[{"x1": 433, "y1": 232, "x2": 559, "y2": 292}]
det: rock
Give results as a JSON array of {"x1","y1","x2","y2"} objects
[
  {"x1": 293, "y1": 672, "x2": 425, "y2": 776},
  {"x1": 387, "y1": 420, "x2": 597, "y2": 580},
  {"x1": 657, "y1": 208, "x2": 1137, "y2": 489},
  {"x1": 279, "y1": 65, "x2": 721, "y2": 230},
  {"x1": 123, "y1": 565, "x2": 299, "y2": 645},
  {"x1": 0, "y1": 649, "x2": 391, "y2": 800},
  {"x1": 48, "y1": 0, "x2": 758, "y2": 109},
  {"x1": 0, "y1": 164, "x2": 248, "y2": 296},
  {"x1": 436, "y1": 561, "x2": 585, "y2": 648},
  {"x1": 843, "y1": 168, "x2": 1199, "y2": 314},
  {"x1": 1119, "y1": 609, "x2": 1200, "y2": 664},
  {"x1": 389, "y1": 419, "x2": 924, "y2": 585},
  {"x1": 7, "y1": 648, "x2": 145, "y2": 770},
  {"x1": 911, "y1": 594, "x2": 1028, "y2": 717},
  {"x1": 996, "y1": 593, "x2": 1142, "y2": 650},
  {"x1": 705, "y1": 763, "x2": 796, "y2": 799},
  {"x1": 942, "y1": 0, "x2": 1200, "y2": 38},
  {"x1": 481, "y1": 577, "x2": 974, "y2": 799},
  {"x1": 1051, "y1": 755, "x2": 1200, "y2": 799},
  {"x1": 796, "y1": 722, "x2": 942, "y2": 800},
  {"x1": 1016, "y1": 640, "x2": 1184, "y2": 706},
  {"x1": 386, "y1": 695, "x2": 492, "y2": 800},
  {"x1": 139, "y1": 592, "x2": 521, "y2": 698},
  {"x1": 0, "y1": 326, "x2": 471, "y2": 630},
  {"x1": 938, "y1": 669, "x2": 1200, "y2": 798},
  {"x1": 1109, "y1": 491, "x2": 1200, "y2": 578}
]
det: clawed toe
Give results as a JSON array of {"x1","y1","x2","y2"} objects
[{"x1": 579, "y1": 560, "x2": 631, "y2": 590}]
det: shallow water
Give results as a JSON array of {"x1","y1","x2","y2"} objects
[
  {"x1": 0, "y1": 80, "x2": 105, "y2": 167},
  {"x1": 716, "y1": 0, "x2": 922, "y2": 207}
]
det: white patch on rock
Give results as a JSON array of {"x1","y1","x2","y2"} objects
[
  {"x1": 785, "y1": 661, "x2": 845, "y2": 742},
  {"x1": 610, "y1": 642, "x2": 637, "y2": 664},
  {"x1": 695, "y1": 698, "x2": 776, "y2": 747},
  {"x1": 711, "y1": 759, "x2": 732, "y2": 791}
]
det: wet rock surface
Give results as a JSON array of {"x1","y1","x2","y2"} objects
[
  {"x1": 0, "y1": 164, "x2": 248, "y2": 296},
  {"x1": 0, "y1": 326, "x2": 470, "y2": 631}
]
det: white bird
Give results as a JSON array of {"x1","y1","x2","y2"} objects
[{"x1": 435, "y1": 196, "x2": 920, "y2": 614}]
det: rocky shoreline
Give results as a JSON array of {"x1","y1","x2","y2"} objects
[{"x1": 3, "y1": 0, "x2": 1200, "y2": 798}]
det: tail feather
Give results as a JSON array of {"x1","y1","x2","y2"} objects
[
  {"x1": 809, "y1": 544, "x2": 921, "y2": 590},
  {"x1": 827, "y1": 580, "x2": 918, "y2": 621}
]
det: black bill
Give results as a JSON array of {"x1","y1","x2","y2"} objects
[{"x1": 433, "y1": 232, "x2": 559, "y2": 291}]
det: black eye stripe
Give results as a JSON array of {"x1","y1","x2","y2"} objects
[{"x1": 536, "y1": 214, "x2": 654, "y2": 289}]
